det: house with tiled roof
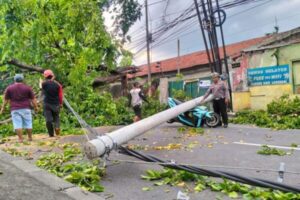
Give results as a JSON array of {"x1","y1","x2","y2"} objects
[
  {"x1": 232, "y1": 27, "x2": 300, "y2": 111},
  {"x1": 131, "y1": 37, "x2": 266, "y2": 79},
  {"x1": 125, "y1": 27, "x2": 300, "y2": 111},
  {"x1": 128, "y1": 36, "x2": 267, "y2": 106}
]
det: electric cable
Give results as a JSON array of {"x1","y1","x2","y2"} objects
[
  {"x1": 118, "y1": 146, "x2": 300, "y2": 193},
  {"x1": 106, "y1": 157, "x2": 300, "y2": 175},
  {"x1": 128, "y1": 0, "x2": 271, "y2": 55}
]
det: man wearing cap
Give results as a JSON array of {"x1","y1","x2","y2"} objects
[
  {"x1": 42, "y1": 70, "x2": 63, "y2": 137},
  {"x1": 202, "y1": 72, "x2": 229, "y2": 128},
  {"x1": 0, "y1": 74, "x2": 38, "y2": 142}
]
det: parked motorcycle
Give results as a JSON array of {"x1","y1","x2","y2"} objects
[{"x1": 167, "y1": 97, "x2": 220, "y2": 127}]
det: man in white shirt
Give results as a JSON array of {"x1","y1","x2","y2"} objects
[{"x1": 129, "y1": 82, "x2": 149, "y2": 122}]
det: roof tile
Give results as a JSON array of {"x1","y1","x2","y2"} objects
[{"x1": 131, "y1": 36, "x2": 267, "y2": 78}]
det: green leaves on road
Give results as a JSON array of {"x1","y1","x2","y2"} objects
[
  {"x1": 2, "y1": 148, "x2": 29, "y2": 158},
  {"x1": 177, "y1": 127, "x2": 205, "y2": 135},
  {"x1": 257, "y1": 145, "x2": 287, "y2": 156},
  {"x1": 141, "y1": 168, "x2": 300, "y2": 199},
  {"x1": 291, "y1": 143, "x2": 298, "y2": 148},
  {"x1": 142, "y1": 187, "x2": 153, "y2": 191},
  {"x1": 36, "y1": 143, "x2": 105, "y2": 192}
]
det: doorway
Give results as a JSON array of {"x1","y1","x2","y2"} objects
[{"x1": 292, "y1": 61, "x2": 300, "y2": 94}]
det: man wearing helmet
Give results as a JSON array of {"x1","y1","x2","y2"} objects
[
  {"x1": 0, "y1": 74, "x2": 38, "y2": 142},
  {"x1": 202, "y1": 72, "x2": 229, "y2": 128},
  {"x1": 42, "y1": 70, "x2": 63, "y2": 137}
]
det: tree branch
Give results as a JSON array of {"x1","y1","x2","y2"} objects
[
  {"x1": 0, "y1": 118, "x2": 12, "y2": 125},
  {"x1": 7, "y1": 59, "x2": 45, "y2": 73},
  {"x1": 92, "y1": 75, "x2": 120, "y2": 87},
  {"x1": 92, "y1": 66, "x2": 140, "y2": 87},
  {"x1": 5, "y1": 59, "x2": 140, "y2": 88}
]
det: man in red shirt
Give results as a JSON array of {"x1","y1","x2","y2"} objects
[
  {"x1": 42, "y1": 70, "x2": 63, "y2": 137},
  {"x1": 0, "y1": 74, "x2": 38, "y2": 142}
]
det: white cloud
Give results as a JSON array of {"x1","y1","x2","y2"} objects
[
  {"x1": 133, "y1": 46, "x2": 176, "y2": 65},
  {"x1": 114, "y1": 0, "x2": 300, "y2": 66},
  {"x1": 263, "y1": 0, "x2": 300, "y2": 17}
]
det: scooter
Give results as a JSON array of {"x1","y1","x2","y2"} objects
[{"x1": 167, "y1": 97, "x2": 220, "y2": 127}]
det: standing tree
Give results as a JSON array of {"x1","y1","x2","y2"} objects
[
  {"x1": 0, "y1": 0, "x2": 142, "y2": 126},
  {"x1": 0, "y1": 0, "x2": 141, "y2": 91}
]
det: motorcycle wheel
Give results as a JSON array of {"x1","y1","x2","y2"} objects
[{"x1": 205, "y1": 113, "x2": 220, "y2": 127}]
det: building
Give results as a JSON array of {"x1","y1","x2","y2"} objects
[
  {"x1": 130, "y1": 27, "x2": 300, "y2": 111},
  {"x1": 130, "y1": 37, "x2": 266, "y2": 104},
  {"x1": 231, "y1": 27, "x2": 300, "y2": 111}
]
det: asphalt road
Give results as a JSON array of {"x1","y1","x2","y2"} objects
[{"x1": 92, "y1": 123, "x2": 300, "y2": 200}]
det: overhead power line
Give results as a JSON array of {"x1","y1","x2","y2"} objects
[{"x1": 129, "y1": 0, "x2": 272, "y2": 55}]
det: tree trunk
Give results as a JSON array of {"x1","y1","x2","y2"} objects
[{"x1": 121, "y1": 75, "x2": 128, "y2": 96}]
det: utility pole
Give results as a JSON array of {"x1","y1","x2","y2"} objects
[
  {"x1": 177, "y1": 39, "x2": 181, "y2": 74},
  {"x1": 84, "y1": 94, "x2": 214, "y2": 158},
  {"x1": 193, "y1": 0, "x2": 213, "y2": 72},
  {"x1": 193, "y1": 0, "x2": 232, "y2": 110},
  {"x1": 145, "y1": 0, "x2": 151, "y2": 84},
  {"x1": 215, "y1": 0, "x2": 232, "y2": 110}
]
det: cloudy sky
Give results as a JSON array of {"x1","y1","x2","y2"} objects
[{"x1": 120, "y1": 0, "x2": 300, "y2": 66}]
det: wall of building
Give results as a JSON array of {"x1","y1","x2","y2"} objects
[
  {"x1": 159, "y1": 78, "x2": 169, "y2": 104},
  {"x1": 232, "y1": 92, "x2": 250, "y2": 111},
  {"x1": 231, "y1": 55, "x2": 250, "y2": 92},
  {"x1": 156, "y1": 65, "x2": 212, "y2": 103},
  {"x1": 249, "y1": 84, "x2": 293, "y2": 110},
  {"x1": 167, "y1": 65, "x2": 211, "y2": 82}
]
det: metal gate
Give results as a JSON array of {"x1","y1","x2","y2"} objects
[{"x1": 168, "y1": 80, "x2": 184, "y2": 97}]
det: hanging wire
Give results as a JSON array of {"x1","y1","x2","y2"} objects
[
  {"x1": 118, "y1": 146, "x2": 300, "y2": 193},
  {"x1": 106, "y1": 157, "x2": 300, "y2": 175}
]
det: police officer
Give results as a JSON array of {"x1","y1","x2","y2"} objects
[{"x1": 203, "y1": 72, "x2": 229, "y2": 128}]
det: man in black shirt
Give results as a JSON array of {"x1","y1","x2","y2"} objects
[{"x1": 42, "y1": 70, "x2": 63, "y2": 137}]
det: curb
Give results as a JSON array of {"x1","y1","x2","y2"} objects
[{"x1": 0, "y1": 150, "x2": 104, "y2": 200}]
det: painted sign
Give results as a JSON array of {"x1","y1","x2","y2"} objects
[
  {"x1": 247, "y1": 65, "x2": 290, "y2": 86},
  {"x1": 199, "y1": 80, "x2": 211, "y2": 88}
]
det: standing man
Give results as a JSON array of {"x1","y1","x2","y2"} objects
[
  {"x1": 42, "y1": 70, "x2": 63, "y2": 137},
  {"x1": 202, "y1": 72, "x2": 229, "y2": 128},
  {"x1": 0, "y1": 74, "x2": 38, "y2": 142},
  {"x1": 129, "y1": 82, "x2": 148, "y2": 122}
]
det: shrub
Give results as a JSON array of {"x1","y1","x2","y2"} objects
[{"x1": 231, "y1": 95, "x2": 300, "y2": 130}]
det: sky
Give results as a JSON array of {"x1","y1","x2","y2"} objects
[{"x1": 114, "y1": 0, "x2": 300, "y2": 66}]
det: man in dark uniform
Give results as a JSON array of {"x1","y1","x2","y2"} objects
[
  {"x1": 202, "y1": 72, "x2": 229, "y2": 128},
  {"x1": 42, "y1": 70, "x2": 63, "y2": 137}
]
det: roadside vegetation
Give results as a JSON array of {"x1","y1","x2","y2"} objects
[{"x1": 231, "y1": 95, "x2": 300, "y2": 130}]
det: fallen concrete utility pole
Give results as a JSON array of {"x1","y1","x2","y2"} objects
[{"x1": 84, "y1": 94, "x2": 214, "y2": 159}]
